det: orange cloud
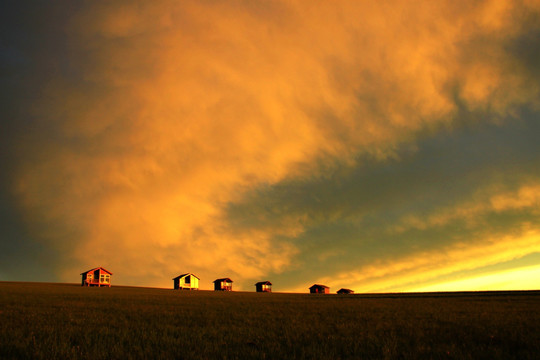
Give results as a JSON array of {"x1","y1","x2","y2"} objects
[{"x1": 11, "y1": 1, "x2": 540, "y2": 288}]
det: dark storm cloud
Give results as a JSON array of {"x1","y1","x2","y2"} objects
[
  {"x1": 226, "y1": 111, "x2": 540, "y2": 290},
  {"x1": 0, "y1": 2, "x2": 80, "y2": 280}
]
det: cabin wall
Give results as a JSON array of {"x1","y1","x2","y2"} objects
[
  {"x1": 97, "y1": 270, "x2": 111, "y2": 285},
  {"x1": 82, "y1": 273, "x2": 95, "y2": 286},
  {"x1": 176, "y1": 275, "x2": 199, "y2": 289},
  {"x1": 214, "y1": 281, "x2": 232, "y2": 291},
  {"x1": 191, "y1": 277, "x2": 199, "y2": 289},
  {"x1": 256, "y1": 284, "x2": 271, "y2": 292},
  {"x1": 180, "y1": 276, "x2": 199, "y2": 289},
  {"x1": 310, "y1": 287, "x2": 329, "y2": 294}
]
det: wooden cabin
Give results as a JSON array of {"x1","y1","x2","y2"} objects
[
  {"x1": 309, "y1": 284, "x2": 330, "y2": 294},
  {"x1": 337, "y1": 288, "x2": 354, "y2": 294},
  {"x1": 173, "y1": 273, "x2": 200, "y2": 290},
  {"x1": 81, "y1": 267, "x2": 112, "y2": 287},
  {"x1": 255, "y1": 281, "x2": 272, "y2": 292},
  {"x1": 214, "y1": 278, "x2": 233, "y2": 291}
]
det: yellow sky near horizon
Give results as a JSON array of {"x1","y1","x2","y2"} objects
[{"x1": 408, "y1": 264, "x2": 540, "y2": 293}]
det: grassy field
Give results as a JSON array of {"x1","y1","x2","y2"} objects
[{"x1": 0, "y1": 282, "x2": 539, "y2": 359}]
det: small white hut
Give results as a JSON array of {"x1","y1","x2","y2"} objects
[{"x1": 172, "y1": 273, "x2": 200, "y2": 290}]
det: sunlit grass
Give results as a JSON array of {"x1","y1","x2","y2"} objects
[{"x1": 0, "y1": 282, "x2": 539, "y2": 359}]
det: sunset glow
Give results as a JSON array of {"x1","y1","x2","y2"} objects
[{"x1": 1, "y1": 1, "x2": 539, "y2": 292}]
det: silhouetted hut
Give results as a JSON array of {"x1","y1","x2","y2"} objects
[
  {"x1": 309, "y1": 284, "x2": 329, "y2": 294},
  {"x1": 81, "y1": 267, "x2": 112, "y2": 287},
  {"x1": 337, "y1": 288, "x2": 354, "y2": 294},
  {"x1": 214, "y1": 278, "x2": 233, "y2": 291},
  {"x1": 255, "y1": 281, "x2": 272, "y2": 292},
  {"x1": 173, "y1": 273, "x2": 200, "y2": 290}
]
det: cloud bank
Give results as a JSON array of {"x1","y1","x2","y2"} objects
[{"x1": 2, "y1": 0, "x2": 539, "y2": 290}]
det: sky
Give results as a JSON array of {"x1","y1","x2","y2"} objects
[{"x1": 1, "y1": 0, "x2": 539, "y2": 292}]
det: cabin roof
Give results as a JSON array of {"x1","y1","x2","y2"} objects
[
  {"x1": 80, "y1": 267, "x2": 112, "y2": 275},
  {"x1": 337, "y1": 288, "x2": 354, "y2": 293},
  {"x1": 255, "y1": 281, "x2": 272, "y2": 286},
  {"x1": 309, "y1": 284, "x2": 329, "y2": 289},
  {"x1": 172, "y1": 273, "x2": 200, "y2": 280},
  {"x1": 214, "y1": 278, "x2": 233, "y2": 283}
]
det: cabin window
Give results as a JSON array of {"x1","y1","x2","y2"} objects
[
  {"x1": 87, "y1": 274, "x2": 93, "y2": 280},
  {"x1": 100, "y1": 274, "x2": 110, "y2": 283},
  {"x1": 185, "y1": 276, "x2": 190, "y2": 284}
]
